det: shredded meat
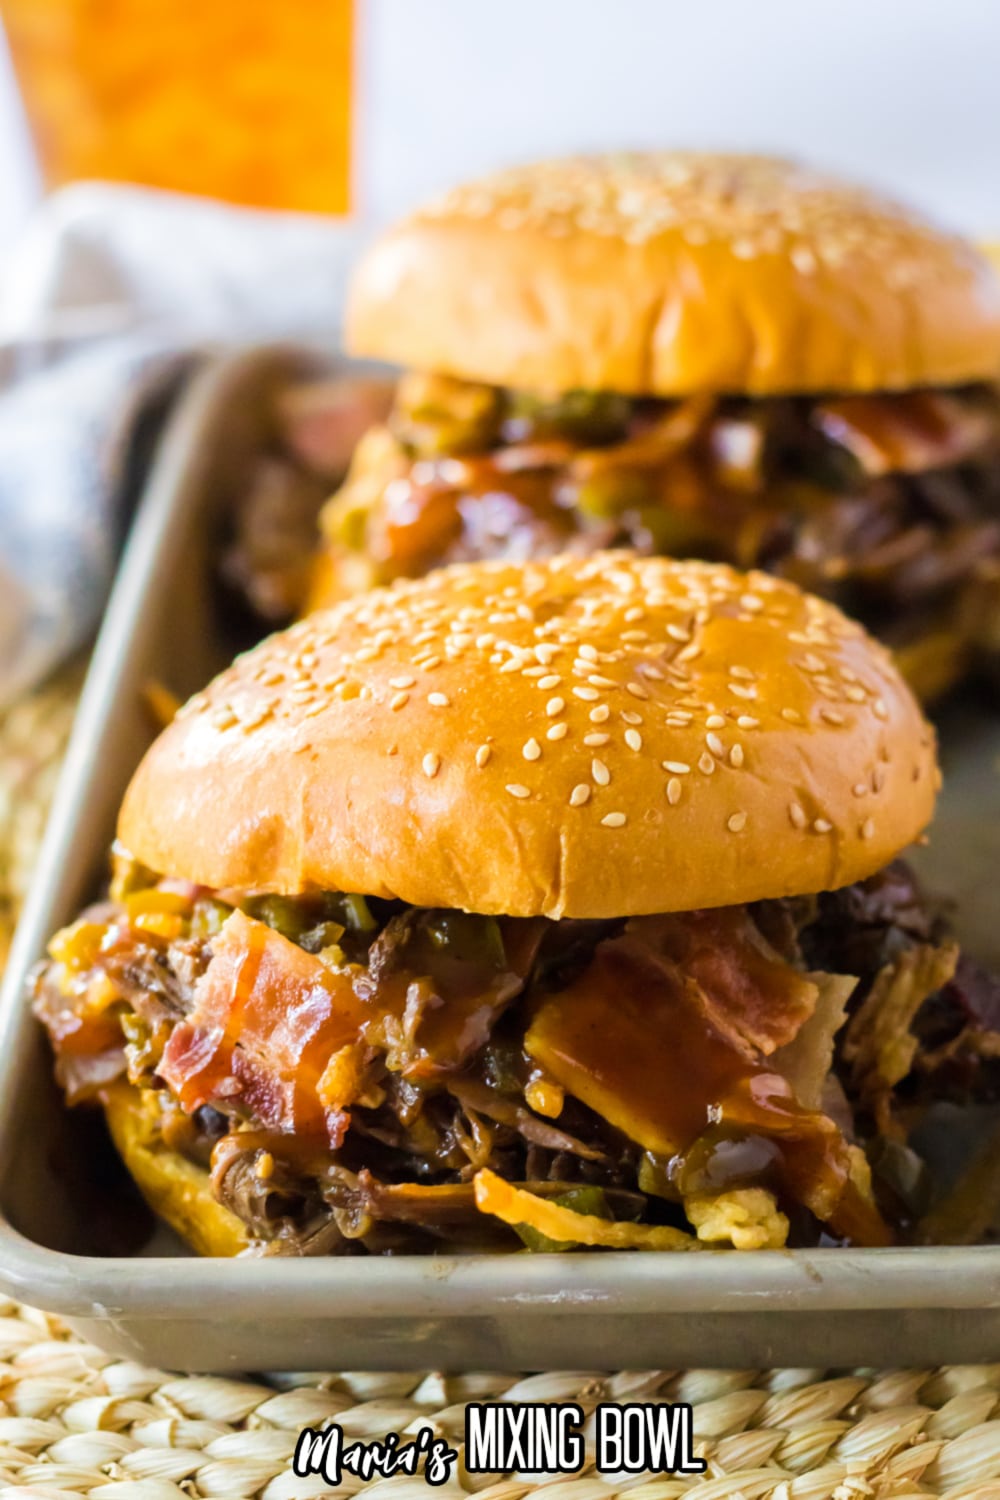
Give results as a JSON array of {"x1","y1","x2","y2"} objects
[
  {"x1": 32, "y1": 864, "x2": 999, "y2": 1255},
  {"x1": 317, "y1": 378, "x2": 1000, "y2": 695}
]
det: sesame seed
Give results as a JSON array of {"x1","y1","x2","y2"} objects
[
  {"x1": 589, "y1": 705, "x2": 611, "y2": 723},
  {"x1": 872, "y1": 698, "x2": 888, "y2": 721},
  {"x1": 620, "y1": 710, "x2": 643, "y2": 725},
  {"x1": 626, "y1": 682, "x2": 649, "y2": 700},
  {"x1": 546, "y1": 696, "x2": 565, "y2": 717},
  {"x1": 706, "y1": 732, "x2": 725, "y2": 756},
  {"x1": 852, "y1": 782, "x2": 867, "y2": 797},
  {"x1": 845, "y1": 686, "x2": 867, "y2": 703},
  {"x1": 475, "y1": 744, "x2": 491, "y2": 768},
  {"x1": 573, "y1": 686, "x2": 600, "y2": 701},
  {"x1": 547, "y1": 722, "x2": 568, "y2": 741},
  {"x1": 663, "y1": 760, "x2": 691, "y2": 774},
  {"x1": 591, "y1": 758, "x2": 610, "y2": 786},
  {"x1": 624, "y1": 728, "x2": 643, "y2": 751},
  {"x1": 729, "y1": 665, "x2": 755, "y2": 680},
  {"x1": 589, "y1": 674, "x2": 617, "y2": 689},
  {"x1": 538, "y1": 674, "x2": 561, "y2": 690},
  {"x1": 729, "y1": 744, "x2": 745, "y2": 768},
  {"x1": 698, "y1": 753, "x2": 716, "y2": 775},
  {"x1": 389, "y1": 675, "x2": 415, "y2": 689},
  {"x1": 523, "y1": 738, "x2": 541, "y2": 761},
  {"x1": 506, "y1": 783, "x2": 531, "y2": 799},
  {"x1": 801, "y1": 654, "x2": 826, "y2": 674},
  {"x1": 728, "y1": 812, "x2": 748, "y2": 832},
  {"x1": 788, "y1": 803, "x2": 807, "y2": 828},
  {"x1": 584, "y1": 733, "x2": 610, "y2": 747},
  {"x1": 569, "y1": 784, "x2": 591, "y2": 807},
  {"x1": 740, "y1": 594, "x2": 764, "y2": 612},
  {"x1": 428, "y1": 692, "x2": 450, "y2": 707},
  {"x1": 666, "y1": 623, "x2": 691, "y2": 642},
  {"x1": 737, "y1": 716, "x2": 759, "y2": 729},
  {"x1": 781, "y1": 707, "x2": 803, "y2": 723},
  {"x1": 813, "y1": 818, "x2": 833, "y2": 834},
  {"x1": 728, "y1": 683, "x2": 758, "y2": 700},
  {"x1": 499, "y1": 658, "x2": 521, "y2": 673},
  {"x1": 667, "y1": 777, "x2": 682, "y2": 805},
  {"x1": 391, "y1": 691, "x2": 409, "y2": 711},
  {"x1": 706, "y1": 714, "x2": 726, "y2": 729},
  {"x1": 579, "y1": 644, "x2": 599, "y2": 662},
  {"x1": 422, "y1": 753, "x2": 440, "y2": 779},
  {"x1": 861, "y1": 818, "x2": 875, "y2": 839},
  {"x1": 601, "y1": 812, "x2": 627, "y2": 828},
  {"x1": 820, "y1": 707, "x2": 845, "y2": 725}
]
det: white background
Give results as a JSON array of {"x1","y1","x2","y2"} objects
[
  {"x1": 0, "y1": 0, "x2": 998, "y2": 253},
  {"x1": 361, "y1": 0, "x2": 1000, "y2": 234}
]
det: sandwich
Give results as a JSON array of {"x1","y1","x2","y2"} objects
[
  {"x1": 315, "y1": 153, "x2": 1000, "y2": 700},
  {"x1": 33, "y1": 552, "x2": 995, "y2": 1257}
]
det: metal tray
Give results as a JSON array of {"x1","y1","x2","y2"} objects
[{"x1": 0, "y1": 345, "x2": 998, "y2": 1372}]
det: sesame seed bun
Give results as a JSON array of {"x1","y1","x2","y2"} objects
[
  {"x1": 347, "y1": 153, "x2": 1000, "y2": 397},
  {"x1": 101, "y1": 1083, "x2": 246, "y2": 1257},
  {"x1": 119, "y1": 554, "x2": 937, "y2": 919}
]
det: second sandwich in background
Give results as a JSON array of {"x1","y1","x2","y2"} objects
[{"x1": 316, "y1": 153, "x2": 1000, "y2": 699}]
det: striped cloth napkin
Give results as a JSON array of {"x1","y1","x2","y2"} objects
[{"x1": 0, "y1": 182, "x2": 365, "y2": 710}]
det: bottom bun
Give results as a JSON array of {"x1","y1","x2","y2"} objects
[{"x1": 101, "y1": 1082, "x2": 247, "y2": 1258}]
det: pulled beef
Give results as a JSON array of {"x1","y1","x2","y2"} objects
[
  {"x1": 33, "y1": 867, "x2": 999, "y2": 1255},
  {"x1": 800, "y1": 860, "x2": 943, "y2": 976},
  {"x1": 221, "y1": 376, "x2": 396, "y2": 625},
  {"x1": 319, "y1": 378, "x2": 1000, "y2": 693}
]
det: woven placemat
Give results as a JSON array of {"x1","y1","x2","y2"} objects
[
  {"x1": 0, "y1": 1306, "x2": 998, "y2": 1499},
  {"x1": 0, "y1": 662, "x2": 84, "y2": 970},
  {"x1": 3, "y1": 679, "x2": 1000, "y2": 1499}
]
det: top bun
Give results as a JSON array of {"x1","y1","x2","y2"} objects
[
  {"x1": 120, "y1": 554, "x2": 937, "y2": 920},
  {"x1": 347, "y1": 152, "x2": 1000, "y2": 397}
]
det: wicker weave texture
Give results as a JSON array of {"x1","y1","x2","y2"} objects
[
  {"x1": 0, "y1": 663, "x2": 82, "y2": 969},
  {"x1": 0, "y1": 1304, "x2": 997, "y2": 1497}
]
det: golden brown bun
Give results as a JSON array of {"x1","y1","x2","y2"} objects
[
  {"x1": 101, "y1": 1083, "x2": 246, "y2": 1258},
  {"x1": 119, "y1": 553, "x2": 937, "y2": 919},
  {"x1": 347, "y1": 153, "x2": 1000, "y2": 396}
]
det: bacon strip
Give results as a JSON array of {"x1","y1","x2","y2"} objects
[
  {"x1": 813, "y1": 392, "x2": 994, "y2": 477},
  {"x1": 642, "y1": 910, "x2": 819, "y2": 1057},
  {"x1": 525, "y1": 916, "x2": 890, "y2": 1244},
  {"x1": 160, "y1": 911, "x2": 365, "y2": 1142}
]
